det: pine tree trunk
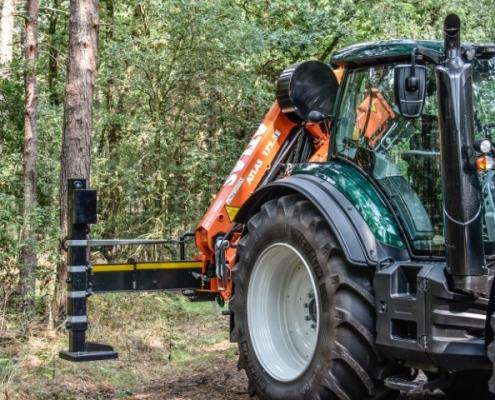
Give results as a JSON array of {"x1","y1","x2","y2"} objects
[
  {"x1": 20, "y1": 0, "x2": 39, "y2": 312},
  {"x1": 0, "y1": 0, "x2": 15, "y2": 73},
  {"x1": 47, "y1": 0, "x2": 60, "y2": 105},
  {"x1": 54, "y1": 0, "x2": 99, "y2": 317}
]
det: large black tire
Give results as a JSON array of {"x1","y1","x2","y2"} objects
[{"x1": 231, "y1": 194, "x2": 388, "y2": 400}]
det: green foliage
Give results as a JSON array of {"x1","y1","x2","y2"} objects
[{"x1": 1, "y1": 0, "x2": 495, "y2": 310}]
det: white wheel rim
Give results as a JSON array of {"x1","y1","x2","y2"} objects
[{"x1": 247, "y1": 242, "x2": 320, "y2": 382}]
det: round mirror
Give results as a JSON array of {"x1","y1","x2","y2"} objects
[{"x1": 276, "y1": 60, "x2": 339, "y2": 123}]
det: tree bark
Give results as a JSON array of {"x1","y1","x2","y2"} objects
[
  {"x1": 0, "y1": 0, "x2": 15, "y2": 73},
  {"x1": 20, "y1": 0, "x2": 39, "y2": 311},
  {"x1": 47, "y1": 0, "x2": 60, "y2": 105},
  {"x1": 54, "y1": 0, "x2": 99, "y2": 317}
]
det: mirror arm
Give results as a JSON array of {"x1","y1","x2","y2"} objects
[
  {"x1": 415, "y1": 47, "x2": 443, "y2": 65},
  {"x1": 406, "y1": 48, "x2": 419, "y2": 91},
  {"x1": 410, "y1": 47, "x2": 417, "y2": 73},
  {"x1": 405, "y1": 47, "x2": 443, "y2": 93}
]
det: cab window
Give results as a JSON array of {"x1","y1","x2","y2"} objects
[{"x1": 333, "y1": 64, "x2": 444, "y2": 254}]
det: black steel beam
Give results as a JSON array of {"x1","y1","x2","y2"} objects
[{"x1": 90, "y1": 261, "x2": 202, "y2": 292}]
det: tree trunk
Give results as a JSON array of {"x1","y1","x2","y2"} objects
[
  {"x1": 54, "y1": 0, "x2": 99, "y2": 318},
  {"x1": 47, "y1": 0, "x2": 60, "y2": 105},
  {"x1": 0, "y1": 0, "x2": 15, "y2": 73},
  {"x1": 20, "y1": 0, "x2": 39, "y2": 312}
]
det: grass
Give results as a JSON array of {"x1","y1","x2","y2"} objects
[{"x1": 0, "y1": 293, "x2": 236, "y2": 400}]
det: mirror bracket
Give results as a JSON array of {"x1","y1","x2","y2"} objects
[{"x1": 406, "y1": 48, "x2": 419, "y2": 91}]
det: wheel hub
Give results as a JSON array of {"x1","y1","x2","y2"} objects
[{"x1": 307, "y1": 296, "x2": 317, "y2": 325}]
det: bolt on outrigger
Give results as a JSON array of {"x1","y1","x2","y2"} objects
[{"x1": 61, "y1": 13, "x2": 495, "y2": 399}]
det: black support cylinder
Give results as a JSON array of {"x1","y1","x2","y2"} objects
[{"x1": 435, "y1": 14, "x2": 484, "y2": 278}]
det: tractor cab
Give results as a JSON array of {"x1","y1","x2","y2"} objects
[{"x1": 329, "y1": 39, "x2": 495, "y2": 259}]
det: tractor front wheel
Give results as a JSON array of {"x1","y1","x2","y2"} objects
[{"x1": 231, "y1": 194, "x2": 386, "y2": 400}]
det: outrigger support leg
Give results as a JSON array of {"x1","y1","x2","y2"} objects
[
  {"x1": 59, "y1": 179, "x2": 205, "y2": 362},
  {"x1": 59, "y1": 179, "x2": 118, "y2": 362}
]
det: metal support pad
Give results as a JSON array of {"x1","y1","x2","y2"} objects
[{"x1": 59, "y1": 342, "x2": 118, "y2": 362}]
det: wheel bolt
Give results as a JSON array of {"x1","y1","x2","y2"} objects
[{"x1": 305, "y1": 316, "x2": 311, "y2": 321}]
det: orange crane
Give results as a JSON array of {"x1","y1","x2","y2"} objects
[{"x1": 59, "y1": 60, "x2": 392, "y2": 361}]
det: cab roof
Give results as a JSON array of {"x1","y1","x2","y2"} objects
[{"x1": 330, "y1": 39, "x2": 495, "y2": 67}]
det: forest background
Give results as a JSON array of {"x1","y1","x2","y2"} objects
[{"x1": 1, "y1": 1, "x2": 495, "y2": 398}]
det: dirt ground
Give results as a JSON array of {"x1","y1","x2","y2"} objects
[
  {"x1": 120, "y1": 370, "x2": 444, "y2": 400},
  {"x1": 25, "y1": 354, "x2": 251, "y2": 400},
  {"x1": 106, "y1": 366, "x2": 442, "y2": 400},
  {"x1": 0, "y1": 294, "x2": 250, "y2": 400},
  {"x1": 116, "y1": 359, "x2": 250, "y2": 400},
  {"x1": 61, "y1": 361, "x2": 441, "y2": 400},
  {"x1": 34, "y1": 357, "x2": 440, "y2": 400},
  {"x1": 0, "y1": 294, "x2": 447, "y2": 399},
  {"x1": 117, "y1": 368, "x2": 442, "y2": 400}
]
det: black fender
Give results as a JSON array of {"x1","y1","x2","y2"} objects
[{"x1": 235, "y1": 174, "x2": 408, "y2": 267}]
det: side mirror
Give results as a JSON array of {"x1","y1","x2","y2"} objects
[{"x1": 394, "y1": 64, "x2": 427, "y2": 118}]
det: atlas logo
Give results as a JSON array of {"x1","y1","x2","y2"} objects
[{"x1": 224, "y1": 124, "x2": 267, "y2": 187}]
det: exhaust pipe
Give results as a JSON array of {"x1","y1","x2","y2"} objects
[{"x1": 435, "y1": 14, "x2": 485, "y2": 293}]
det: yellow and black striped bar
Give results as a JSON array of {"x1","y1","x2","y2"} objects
[{"x1": 91, "y1": 260, "x2": 203, "y2": 292}]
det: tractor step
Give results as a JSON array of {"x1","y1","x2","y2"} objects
[
  {"x1": 384, "y1": 376, "x2": 426, "y2": 392},
  {"x1": 59, "y1": 342, "x2": 118, "y2": 362},
  {"x1": 384, "y1": 374, "x2": 452, "y2": 394}
]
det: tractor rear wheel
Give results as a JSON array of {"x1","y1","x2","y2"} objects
[{"x1": 231, "y1": 194, "x2": 387, "y2": 400}]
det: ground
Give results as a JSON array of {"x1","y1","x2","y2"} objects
[
  {"x1": 0, "y1": 293, "x2": 444, "y2": 400},
  {"x1": 0, "y1": 293, "x2": 249, "y2": 400}
]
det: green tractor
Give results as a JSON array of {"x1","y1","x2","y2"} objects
[{"x1": 230, "y1": 14, "x2": 495, "y2": 399}]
